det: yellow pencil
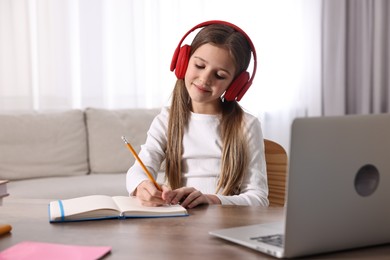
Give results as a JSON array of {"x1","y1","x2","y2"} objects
[
  {"x1": 0, "y1": 224, "x2": 12, "y2": 236},
  {"x1": 121, "y1": 136, "x2": 162, "y2": 191}
]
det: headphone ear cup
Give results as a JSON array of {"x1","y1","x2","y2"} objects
[
  {"x1": 224, "y1": 72, "x2": 250, "y2": 101},
  {"x1": 174, "y1": 45, "x2": 191, "y2": 79},
  {"x1": 170, "y1": 46, "x2": 180, "y2": 72}
]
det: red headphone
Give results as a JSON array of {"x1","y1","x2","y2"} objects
[{"x1": 170, "y1": 20, "x2": 257, "y2": 102}]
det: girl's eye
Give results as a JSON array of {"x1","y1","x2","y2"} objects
[
  {"x1": 195, "y1": 64, "x2": 204, "y2": 69},
  {"x1": 215, "y1": 74, "x2": 226, "y2": 80}
]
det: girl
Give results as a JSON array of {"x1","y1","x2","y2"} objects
[{"x1": 126, "y1": 21, "x2": 268, "y2": 208}]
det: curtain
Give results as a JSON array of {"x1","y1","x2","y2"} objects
[
  {"x1": 0, "y1": 0, "x2": 323, "y2": 151},
  {"x1": 322, "y1": 0, "x2": 390, "y2": 115}
]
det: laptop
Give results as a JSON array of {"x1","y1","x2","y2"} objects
[{"x1": 210, "y1": 113, "x2": 390, "y2": 258}]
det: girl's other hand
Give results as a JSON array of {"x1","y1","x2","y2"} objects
[{"x1": 169, "y1": 187, "x2": 221, "y2": 208}]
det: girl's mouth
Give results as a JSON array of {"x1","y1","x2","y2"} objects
[{"x1": 194, "y1": 84, "x2": 209, "y2": 92}]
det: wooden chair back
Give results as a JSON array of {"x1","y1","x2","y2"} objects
[{"x1": 264, "y1": 139, "x2": 288, "y2": 207}]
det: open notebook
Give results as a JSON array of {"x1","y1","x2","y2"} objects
[
  {"x1": 49, "y1": 195, "x2": 188, "y2": 222},
  {"x1": 210, "y1": 113, "x2": 390, "y2": 258}
]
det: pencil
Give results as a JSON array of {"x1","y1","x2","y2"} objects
[
  {"x1": 121, "y1": 136, "x2": 162, "y2": 191},
  {"x1": 0, "y1": 224, "x2": 12, "y2": 236}
]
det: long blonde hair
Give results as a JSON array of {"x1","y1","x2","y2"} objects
[{"x1": 165, "y1": 24, "x2": 251, "y2": 195}]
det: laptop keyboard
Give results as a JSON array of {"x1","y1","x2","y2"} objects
[{"x1": 250, "y1": 234, "x2": 284, "y2": 248}]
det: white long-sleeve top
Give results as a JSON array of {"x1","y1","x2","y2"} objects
[{"x1": 126, "y1": 107, "x2": 269, "y2": 206}]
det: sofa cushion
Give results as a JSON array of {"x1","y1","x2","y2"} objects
[
  {"x1": 85, "y1": 108, "x2": 160, "y2": 174},
  {"x1": 7, "y1": 172, "x2": 165, "y2": 200},
  {"x1": 0, "y1": 110, "x2": 89, "y2": 180},
  {"x1": 7, "y1": 174, "x2": 129, "y2": 200}
]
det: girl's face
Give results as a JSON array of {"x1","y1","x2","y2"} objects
[{"x1": 184, "y1": 43, "x2": 236, "y2": 114}]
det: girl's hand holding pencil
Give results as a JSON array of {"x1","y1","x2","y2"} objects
[{"x1": 122, "y1": 136, "x2": 174, "y2": 207}]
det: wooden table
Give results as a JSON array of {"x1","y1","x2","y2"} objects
[{"x1": 0, "y1": 198, "x2": 389, "y2": 259}]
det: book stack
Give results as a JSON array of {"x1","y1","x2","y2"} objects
[
  {"x1": 0, "y1": 180, "x2": 9, "y2": 206},
  {"x1": 0, "y1": 180, "x2": 12, "y2": 236}
]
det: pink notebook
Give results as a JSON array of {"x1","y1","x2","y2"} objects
[{"x1": 0, "y1": 241, "x2": 111, "y2": 260}]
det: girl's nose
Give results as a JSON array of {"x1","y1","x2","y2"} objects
[{"x1": 199, "y1": 70, "x2": 212, "y2": 86}]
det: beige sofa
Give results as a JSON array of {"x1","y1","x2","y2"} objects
[{"x1": 0, "y1": 108, "x2": 162, "y2": 200}]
